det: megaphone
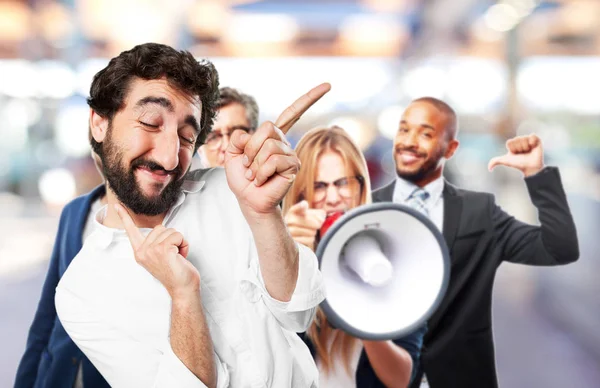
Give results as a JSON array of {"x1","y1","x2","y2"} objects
[{"x1": 314, "y1": 203, "x2": 450, "y2": 340}]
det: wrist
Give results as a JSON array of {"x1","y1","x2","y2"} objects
[
  {"x1": 240, "y1": 204, "x2": 282, "y2": 223},
  {"x1": 523, "y1": 164, "x2": 545, "y2": 177},
  {"x1": 170, "y1": 286, "x2": 201, "y2": 305}
]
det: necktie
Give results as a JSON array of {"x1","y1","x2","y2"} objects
[
  {"x1": 407, "y1": 187, "x2": 431, "y2": 388},
  {"x1": 406, "y1": 188, "x2": 430, "y2": 217}
]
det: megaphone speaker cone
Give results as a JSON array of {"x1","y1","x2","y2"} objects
[{"x1": 315, "y1": 202, "x2": 450, "y2": 340}]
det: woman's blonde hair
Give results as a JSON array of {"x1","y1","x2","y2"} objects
[
  {"x1": 282, "y1": 125, "x2": 371, "y2": 214},
  {"x1": 282, "y1": 125, "x2": 372, "y2": 376}
]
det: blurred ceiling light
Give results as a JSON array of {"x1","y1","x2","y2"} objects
[
  {"x1": 209, "y1": 58, "x2": 314, "y2": 117},
  {"x1": 402, "y1": 65, "x2": 447, "y2": 100},
  {"x1": 377, "y1": 105, "x2": 404, "y2": 140},
  {"x1": 229, "y1": 0, "x2": 259, "y2": 4},
  {"x1": 37, "y1": 61, "x2": 77, "y2": 99},
  {"x1": 517, "y1": 58, "x2": 600, "y2": 114},
  {"x1": 223, "y1": 13, "x2": 299, "y2": 43},
  {"x1": 39, "y1": 168, "x2": 77, "y2": 207},
  {"x1": 560, "y1": 62, "x2": 600, "y2": 115},
  {"x1": 517, "y1": 60, "x2": 561, "y2": 111},
  {"x1": 212, "y1": 57, "x2": 391, "y2": 117},
  {"x1": 361, "y1": 0, "x2": 412, "y2": 13},
  {"x1": 472, "y1": 18, "x2": 504, "y2": 42},
  {"x1": 36, "y1": 2, "x2": 75, "y2": 44},
  {"x1": 76, "y1": 58, "x2": 109, "y2": 96},
  {"x1": 338, "y1": 14, "x2": 408, "y2": 56},
  {"x1": 0, "y1": 2, "x2": 32, "y2": 41},
  {"x1": 0, "y1": 60, "x2": 37, "y2": 98},
  {"x1": 187, "y1": 0, "x2": 230, "y2": 38},
  {"x1": 328, "y1": 117, "x2": 376, "y2": 150},
  {"x1": 55, "y1": 103, "x2": 92, "y2": 157},
  {"x1": 484, "y1": 3, "x2": 520, "y2": 32},
  {"x1": 77, "y1": 0, "x2": 114, "y2": 40},
  {"x1": 502, "y1": 0, "x2": 537, "y2": 18},
  {"x1": 222, "y1": 13, "x2": 299, "y2": 56},
  {"x1": 562, "y1": 0, "x2": 598, "y2": 31},
  {"x1": 326, "y1": 60, "x2": 392, "y2": 105},
  {"x1": 111, "y1": 3, "x2": 175, "y2": 50},
  {"x1": 446, "y1": 59, "x2": 506, "y2": 115},
  {"x1": 77, "y1": 0, "x2": 176, "y2": 49},
  {"x1": 0, "y1": 99, "x2": 39, "y2": 151}
]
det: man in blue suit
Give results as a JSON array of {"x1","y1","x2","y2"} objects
[{"x1": 14, "y1": 153, "x2": 109, "y2": 388}]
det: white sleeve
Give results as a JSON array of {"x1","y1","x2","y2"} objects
[
  {"x1": 239, "y1": 242, "x2": 326, "y2": 333},
  {"x1": 55, "y1": 287, "x2": 230, "y2": 388}
]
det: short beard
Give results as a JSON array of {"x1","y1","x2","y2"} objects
[
  {"x1": 395, "y1": 145, "x2": 445, "y2": 184},
  {"x1": 100, "y1": 130, "x2": 184, "y2": 216}
]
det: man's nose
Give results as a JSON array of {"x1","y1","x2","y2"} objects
[
  {"x1": 153, "y1": 130, "x2": 180, "y2": 171},
  {"x1": 399, "y1": 131, "x2": 418, "y2": 148},
  {"x1": 219, "y1": 133, "x2": 231, "y2": 152}
]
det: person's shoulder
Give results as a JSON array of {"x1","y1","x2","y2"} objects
[
  {"x1": 61, "y1": 185, "x2": 105, "y2": 218},
  {"x1": 371, "y1": 180, "x2": 396, "y2": 202},
  {"x1": 445, "y1": 181, "x2": 494, "y2": 206}
]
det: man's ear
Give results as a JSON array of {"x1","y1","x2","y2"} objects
[
  {"x1": 445, "y1": 139, "x2": 459, "y2": 159},
  {"x1": 90, "y1": 109, "x2": 109, "y2": 143}
]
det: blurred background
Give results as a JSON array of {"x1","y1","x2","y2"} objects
[{"x1": 1, "y1": 0, "x2": 599, "y2": 386}]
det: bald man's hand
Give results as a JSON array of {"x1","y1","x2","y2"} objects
[{"x1": 488, "y1": 134, "x2": 545, "y2": 177}]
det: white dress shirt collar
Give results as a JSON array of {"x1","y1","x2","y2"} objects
[{"x1": 393, "y1": 174, "x2": 445, "y2": 206}]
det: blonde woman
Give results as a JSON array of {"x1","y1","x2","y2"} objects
[{"x1": 283, "y1": 126, "x2": 426, "y2": 388}]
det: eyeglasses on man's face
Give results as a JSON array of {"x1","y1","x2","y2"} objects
[
  {"x1": 313, "y1": 176, "x2": 364, "y2": 202},
  {"x1": 204, "y1": 126, "x2": 251, "y2": 150}
]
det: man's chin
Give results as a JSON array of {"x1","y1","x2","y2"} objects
[{"x1": 396, "y1": 167, "x2": 426, "y2": 182}]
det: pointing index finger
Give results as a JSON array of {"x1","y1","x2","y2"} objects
[
  {"x1": 275, "y1": 83, "x2": 331, "y2": 134},
  {"x1": 114, "y1": 204, "x2": 144, "y2": 249}
]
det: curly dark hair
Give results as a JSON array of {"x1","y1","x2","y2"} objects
[{"x1": 87, "y1": 42, "x2": 220, "y2": 153}]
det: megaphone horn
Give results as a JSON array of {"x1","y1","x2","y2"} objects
[{"x1": 315, "y1": 203, "x2": 450, "y2": 340}]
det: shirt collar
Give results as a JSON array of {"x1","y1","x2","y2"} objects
[
  {"x1": 393, "y1": 175, "x2": 444, "y2": 205},
  {"x1": 90, "y1": 178, "x2": 206, "y2": 249}
]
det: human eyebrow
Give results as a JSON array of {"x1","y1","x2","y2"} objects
[{"x1": 135, "y1": 96, "x2": 174, "y2": 112}]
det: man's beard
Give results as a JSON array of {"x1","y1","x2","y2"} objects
[
  {"x1": 395, "y1": 145, "x2": 445, "y2": 183},
  {"x1": 100, "y1": 132, "x2": 184, "y2": 216}
]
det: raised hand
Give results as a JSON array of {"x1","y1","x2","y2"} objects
[
  {"x1": 115, "y1": 204, "x2": 200, "y2": 299},
  {"x1": 488, "y1": 134, "x2": 545, "y2": 177},
  {"x1": 224, "y1": 83, "x2": 331, "y2": 216},
  {"x1": 284, "y1": 200, "x2": 327, "y2": 251}
]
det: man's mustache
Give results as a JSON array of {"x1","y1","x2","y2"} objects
[
  {"x1": 395, "y1": 146, "x2": 426, "y2": 158},
  {"x1": 131, "y1": 159, "x2": 182, "y2": 176}
]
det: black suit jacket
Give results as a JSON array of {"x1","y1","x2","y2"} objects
[{"x1": 372, "y1": 167, "x2": 579, "y2": 388}]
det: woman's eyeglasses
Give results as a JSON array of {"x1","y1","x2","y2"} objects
[{"x1": 313, "y1": 176, "x2": 364, "y2": 202}]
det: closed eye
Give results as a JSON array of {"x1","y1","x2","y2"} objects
[
  {"x1": 180, "y1": 135, "x2": 195, "y2": 145},
  {"x1": 139, "y1": 121, "x2": 159, "y2": 128}
]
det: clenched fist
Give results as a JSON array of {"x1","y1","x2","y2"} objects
[{"x1": 488, "y1": 134, "x2": 545, "y2": 177}]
